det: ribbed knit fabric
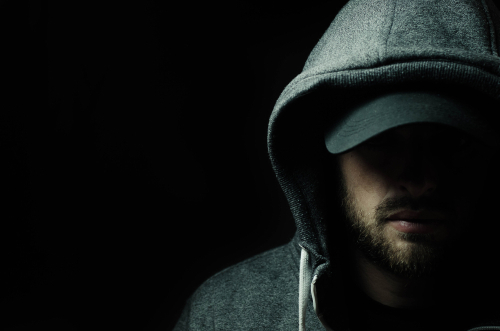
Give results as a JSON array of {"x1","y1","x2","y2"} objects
[{"x1": 173, "y1": 1, "x2": 500, "y2": 330}]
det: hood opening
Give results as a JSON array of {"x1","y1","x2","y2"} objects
[{"x1": 270, "y1": 79, "x2": 500, "y2": 329}]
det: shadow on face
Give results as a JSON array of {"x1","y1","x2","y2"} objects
[{"x1": 325, "y1": 122, "x2": 500, "y2": 285}]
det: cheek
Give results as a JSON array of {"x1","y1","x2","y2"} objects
[{"x1": 341, "y1": 152, "x2": 388, "y2": 214}]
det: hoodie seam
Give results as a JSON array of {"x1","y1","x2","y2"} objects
[
  {"x1": 280, "y1": 58, "x2": 500, "y2": 101},
  {"x1": 301, "y1": 58, "x2": 499, "y2": 78},
  {"x1": 381, "y1": 0, "x2": 398, "y2": 63},
  {"x1": 481, "y1": 0, "x2": 499, "y2": 56},
  {"x1": 289, "y1": 178, "x2": 326, "y2": 264},
  {"x1": 288, "y1": 235, "x2": 301, "y2": 276}
]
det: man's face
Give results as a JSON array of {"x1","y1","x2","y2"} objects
[{"x1": 335, "y1": 123, "x2": 495, "y2": 279}]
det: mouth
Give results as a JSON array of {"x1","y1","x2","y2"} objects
[
  {"x1": 387, "y1": 219, "x2": 444, "y2": 234},
  {"x1": 386, "y1": 210, "x2": 448, "y2": 221},
  {"x1": 386, "y1": 210, "x2": 448, "y2": 234}
]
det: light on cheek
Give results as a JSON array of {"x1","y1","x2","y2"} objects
[{"x1": 341, "y1": 152, "x2": 388, "y2": 216}]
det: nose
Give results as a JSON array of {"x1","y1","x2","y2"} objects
[
  {"x1": 397, "y1": 146, "x2": 438, "y2": 198},
  {"x1": 399, "y1": 173, "x2": 437, "y2": 197}
]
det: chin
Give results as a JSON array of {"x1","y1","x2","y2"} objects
[{"x1": 365, "y1": 228, "x2": 451, "y2": 279}]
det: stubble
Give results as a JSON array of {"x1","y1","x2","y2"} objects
[{"x1": 336, "y1": 170, "x2": 460, "y2": 280}]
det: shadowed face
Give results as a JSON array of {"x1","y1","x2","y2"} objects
[{"x1": 335, "y1": 123, "x2": 495, "y2": 279}]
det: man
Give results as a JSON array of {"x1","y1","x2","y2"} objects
[
  {"x1": 173, "y1": 0, "x2": 500, "y2": 330},
  {"x1": 321, "y1": 87, "x2": 500, "y2": 330}
]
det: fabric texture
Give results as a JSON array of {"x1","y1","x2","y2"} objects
[{"x1": 173, "y1": 0, "x2": 500, "y2": 330}]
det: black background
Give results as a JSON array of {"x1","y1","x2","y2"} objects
[
  {"x1": 5, "y1": 0, "x2": 500, "y2": 330},
  {"x1": 6, "y1": 1, "x2": 348, "y2": 330}
]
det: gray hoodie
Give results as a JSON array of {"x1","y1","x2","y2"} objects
[{"x1": 173, "y1": 0, "x2": 500, "y2": 330}]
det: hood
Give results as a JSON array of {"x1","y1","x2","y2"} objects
[{"x1": 267, "y1": 0, "x2": 500, "y2": 330}]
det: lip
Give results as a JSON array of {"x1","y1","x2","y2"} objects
[
  {"x1": 388, "y1": 219, "x2": 443, "y2": 234},
  {"x1": 386, "y1": 210, "x2": 447, "y2": 221},
  {"x1": 386, "y1": 210, "x2": 448, "y2": 234}
]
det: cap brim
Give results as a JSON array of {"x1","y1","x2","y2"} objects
[{"x1": 324, "y1": 91, "x2": 499, "y2": 154}]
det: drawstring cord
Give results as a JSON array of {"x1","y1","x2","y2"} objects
[
  {"x1": 299, "y1": 246, "x2": 498, "y2": 331},
  {"x1": 298, "y1": 246, "x2": 334, "y2": 331},
  {"x1": 299, "y1": 246, "x2": 312, "y2": 331}
]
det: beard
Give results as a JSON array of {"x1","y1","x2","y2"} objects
[{"x1": 334, "y1": 165, "x2": 470, "y2": 281}]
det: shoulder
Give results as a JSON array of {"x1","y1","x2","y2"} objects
[
  {"x1": 174, "y1": 238, "x2": 301, "y2": 330},
  {"x1": 196, "y1": 240, "x2": 299, "y2": 306}
]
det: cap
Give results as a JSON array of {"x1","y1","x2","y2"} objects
[{"x1": 324, "y1": 90, "x2": 500, "y2": 154}]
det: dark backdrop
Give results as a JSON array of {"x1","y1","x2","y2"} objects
[
  {"x1": 6, "y1": 0, "x2": 500, "y2": 330},
  {"x1": 5, "y1": 1, "x2": 347, "y2": 330}
]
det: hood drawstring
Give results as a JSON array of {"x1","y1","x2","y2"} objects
[
  {"x1": 299, "y1": 246, "x2": 334, "y2": 331},
  {"x1": 299, "y1": 246, "x2": 312, "y2": 331}
]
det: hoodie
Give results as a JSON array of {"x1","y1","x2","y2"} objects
[{"x1": 173, "y1": 0, "x2": 500, "y2": 330}]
